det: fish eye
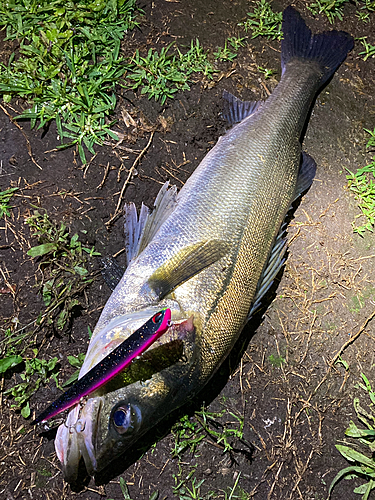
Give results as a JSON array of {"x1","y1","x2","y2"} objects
[
  {"x1": 112, "y1": 405, "x2": 131, "y2": 434},
  {"x1": 111, "y1": 403, "x2": 141, "y2": 435}
]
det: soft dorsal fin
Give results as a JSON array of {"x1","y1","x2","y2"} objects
[
  {"x1": 124, "y1": 182, "x2": 178, "y2": 266},
  {"x1": 222, "y1": 90, "x2": 263, "y2": 125},
  {"x1": 147, "y1": 239, "x2": 230, "y2": 299}
]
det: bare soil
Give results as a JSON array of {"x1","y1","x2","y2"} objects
[{"x1": 1, "y1": 1, "x2": 375, "y2": 499}]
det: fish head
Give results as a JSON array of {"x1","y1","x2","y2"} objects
[{"x1": 55, "y1": 315, "x2": 197, "y2": 483}]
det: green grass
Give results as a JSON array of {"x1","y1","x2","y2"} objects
[
  {"x1": 0, "y1": 207, "x2": 100, "y2": 417},
  {"x1": 171, "y1": 405, "x2": 245, "y2": 459},
  {"x1": 257, "y1": 66, "x2": 276, "y2": 79},
  {"x1": 125, "y1": 40, "x2": 215, "y2": 105},
  {"x1": 238, "y1": 0, "x2": 282, "y2": 40},
  {"x1": 0, "y1": 0, "x2": 140, "y2": 163},
  {"x1": 346, "y1": 128, "x2": 375, "y2": 235},
  {"x1": 170, "y1": 405, "x2": 247, "y2": 499},
  {"x1": 26, "y1": 207, "x2": 100, "y2": 331},
  {"x1": 0, "y1": 187, "x2": 18, "y2": 217},
  {"x1": 307, "y1": 0, "x2": 349, "y2": 23},
  {"x1": 358, "y1": 37, "x2": 375, "y2": 61},
  {"x1": 328, "y1": 373, "x2": 375, "y2": 499},
  {"x1": 0, "y1": 0, "x2": 246, "y2": 164},
  {"x1": 4, "y1": 352, "x2": 59, "y2": 417},
  {"x1": 308, "y1": 0, "x2": 375, "y2": 23}
]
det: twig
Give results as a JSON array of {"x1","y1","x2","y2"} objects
[
  {"x1": 314, "y1": 308, "x2": 375, "y2": 395},
  {"x1": 0, "y1": 104, "x2": 42, "y2": 170},
  {"x1": 106, "y1": 131, "x2": 155, "y2": 227},
  {"x1": 290, "y1": 448, "x2": 314, "y2": 497},
  {"x1": 96, "y1": 162, "x2": 110, "y2": 190},
  {"x1": 267, "y1": 461, "x2": 283, "y2": 500}
]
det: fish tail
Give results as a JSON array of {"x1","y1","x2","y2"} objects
[{"x1": 281, "y1": 6, "x2": 353, "y2": 85}]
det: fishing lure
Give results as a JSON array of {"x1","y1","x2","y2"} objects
[{"x1": 32, "y1": 308, "x2": 171, "y2": 424}]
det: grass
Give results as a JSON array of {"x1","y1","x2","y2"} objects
[
  {"x1": 307, "y1": 0, "x2": 349, "y2": 23},
  {"x1": 307, "y1": 0, "x2": 375, "y2": 23},
  {"x1": 328, "y1": 373, "x2": 375, "y2": 499},
  {"x1": 26, "y1": 207, "x2": 100, "y2": 331},
  {"x1": 170, "y1": 405, "x2": 248, "y2": 499},
  {"x1": 0, "y1": 206, "x2": 100, "y2": 417},
  {"x1": 358, "y1": 37, "x2": 375, "y2": 61},
  {"x1": 0, "y1": 0, "x2": 140, "y2": 163},
  {"x1": 238, "y1": 0, "x2": 282, "y2": 40},
  {"x1": 0, "y1": 187, "x2": 18, "y2": 217},
  {"x1": 346, "y1": 128, "x2": 375, "y2": 235},
  {"x1": 171, "y1": 405, "x2": 245, "y2": 458},
  {"x1": 257, "y1": 66, "x2": 276, "y2": 80},
  {"x1": 4, "y1": 352, "x2": 59, "y2": 417},
  {"x1": 125, "y1": 40, "x2": 215, "y2": 105},
  {"x1": 0, "y1": 0, "x2": 246, "y2": 164}
]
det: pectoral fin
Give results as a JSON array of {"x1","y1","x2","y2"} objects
[{"x1": 148, "y1": 239, "x2": 229, "y2": 299}]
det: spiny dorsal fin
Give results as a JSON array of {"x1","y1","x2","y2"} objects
[
  {"x1": 147, "y1": 239, "x2": 230, "y2": 299},
  {"x1": 124, "y1": 202, "x2": 150, "y2": 266},
  {"x1": 124, "y1": 182, "x2": 178, "y2": 266},
  {"x1": 222, "y1": 90, "x2": 263, "y2": 126}
]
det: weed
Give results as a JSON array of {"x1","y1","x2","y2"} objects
[
  {"x1": 238, "y1": 0, "x2": 282, "y2": 40},
  {"x1": 4, "y1": 351, "x2": 59, "y2": 417},
  {"x1": 228, "y1": 36, "x2": 247, "y2": 51},
  {"x1": 171, "y1": 414, "x2": 205, "y2": 457},
  {"x1": 26, "y1": 208, "x2": 100, "y2": 331},
  {"x1": 172, "y1": 465, "x2": 210, "y2": 500},
  {"x1": 0, "y1": 187, "x2": 18, "y2": 218},
  {"x1": 214, "y1": 41, "x2": 238, "y2": 62},
  {"x1": 196, "y1": 406, "x2": 244, "y2": 453},
  {"x1": 222, "y1": 473, "x2": 250, "y2": 500},
  {"x1": 126, "y1": 40, "x2": 214, "y2": 105},
  {"x1": 346, "y1": 128, "x2": 375, "y2": 235},
  {"x1": 268, "y1": 353, "x2": 285, "y2": 368},
  {"x1": 171, "y1": 405, "x2": 244, "y2": 464},
  {"x1": 257, "y1": 66, "x2": 276, "y2": 79},
  {"x1": 307, "y1": 0, "x2": 349, "y2": 23},
  {"x1": 62, "y1": 353, "x2": 86, "y2": 387},
  {"x1": 328, "y1": 373, "x2": 375, "y2": 499},
  {"x1": 0, "y1": 0, "x2": 140, "y2": 163},
  {"x1": 358, "y1": 37, "x2": 375, "y2": 61}
]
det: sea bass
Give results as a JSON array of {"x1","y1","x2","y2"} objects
[{"x1": 54, "y1": 7, "x2": 353, "y2": 483}]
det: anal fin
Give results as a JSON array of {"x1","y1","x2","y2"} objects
[{"x1": 248, "y1": 228, "x2": 287, "y2": 319}]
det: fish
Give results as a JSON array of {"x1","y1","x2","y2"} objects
[
  {"x1": 31, "y1": 308, "x2": 171, "y2": 424},
  {"x1": 53, "y1": 6, "x2": 353, "y2": 484}
]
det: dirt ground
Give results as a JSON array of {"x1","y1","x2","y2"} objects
[{"x1": 1, "y1": 0, "x2": 375, "y2": 499}]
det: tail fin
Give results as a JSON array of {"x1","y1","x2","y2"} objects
[{"x1": 281, "y1": 6, "x2": 353, "y2": 85}]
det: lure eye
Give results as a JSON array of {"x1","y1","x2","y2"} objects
[
  {"x1": 152, "y1": 311, "x2": 163, "y2": 324},
  {"x1": 112, "y1": 405, "x2": 132, "y2": 434}
]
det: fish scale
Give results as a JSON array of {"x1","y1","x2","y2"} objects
[{"x1": 53, "y1": 7, "x2": 354, "y2": 483}]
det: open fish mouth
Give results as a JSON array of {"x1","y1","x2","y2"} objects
[
  {"x1": 55, "y1": 397, "x2": 103, "y2": 483},
  {"x1": 55, "y1": 316, "x2": 195, "y2": 482}
]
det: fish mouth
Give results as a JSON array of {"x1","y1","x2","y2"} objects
[
  {"x1": 55, "y1": 397, "x2": 102, "y2": 483},
  {"x1": 55, "y1": 315, "x2": 196, "y2": 482}
]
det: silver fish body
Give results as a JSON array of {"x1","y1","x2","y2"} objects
[{"x1": 54, "y1": 7, "x2": 353, "y2": 483}]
